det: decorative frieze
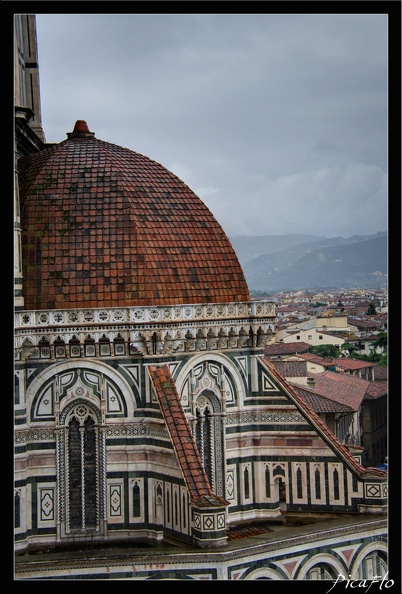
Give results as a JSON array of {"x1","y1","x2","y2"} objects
[
  {"x1": 15, "y1": 424, "x2": 170, "y2": 445},
  {"x1": 225, "y1": 410, "x2": 305, "y2": 426},
  {"x1": 16, "y1": 301, "x2": 274, "y2": 329},
  {"x1": 15, "y1": 428, "x2": 55, "y2": 444},
  {"x1": 15, "y1": 301, "x2": 275, "y2": 361}
]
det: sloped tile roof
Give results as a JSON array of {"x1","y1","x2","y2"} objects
[
  {"x1": 260, "y1": 358, "x2": 386, "y2": 479},
  {"x1": 271, "y1": 360, "x2": 307, "y2": 377},
  {"x1": 264, "y1": 342, "x2": 310, "y2": 356},
  {"x1": 348, "y1": 317, "x2": 383, "y2": 329},
  {"x1": 296, "y1": 354, "x2": 375, "y2": 372},
  {"x1": 330, "y1": 358, "x2": 376, "y2": 371},
  {"x1": 364, "y1": 381, "x2": 388, "y2": 400},
  {"x1": 148, "y1": 364, "x2": 229, "y2": 508},
  {"x1": 19, "y1": 121, "x2": 249, "y2": 310},
  {"x1": 372, "y1": 365, "x2": 388, "y2": 381},
  {"x1": 291, "y1": 385, "x2": 353, "y2": 413},
  {"x1": 296, "y1": 370, "x2": 369, "y2": 410},
  {"x1": 296, "y1": 353, "x2": 328, "y2": 366}
]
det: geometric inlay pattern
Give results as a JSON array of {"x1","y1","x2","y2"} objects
[
  {"x1": 225, "y1": 410, "x2": 304, "y2": 425},
  {"x1": 40, "y1": 488, "x2": 55, "y2": 521},
  {"x1": 202, "y1": 514, "x2": 215, "y2": 531},
  {"x1": 261, "y1": 370, "x2": 279, "y2": 392},
  {"x1": 193, "y1": 513, "x2": 201, "y2": 529},
  {"x1": 35, "y1": 384, "x2": 54, "y2": 418},
  {"x1": 109, "y1": 484, "x2": 122, "y2": 516},
  {"x1": 106, "y1": 382, "x2": 124, "y2": 414},
  {"x1": 365, "y1": 484, "x2": 381, "y2": 498},
  {"x1": 15, "y1": 428, "x2": 55, "y2": 444},
  {"x1": 235, "y1": 356, "x2": 248, "y2": 383},
  {"x1": 226, "y1": 470, "x2": 235, "y2": 500},
  {"x1": 105, "y1": 424, "x2": 168, "y2": 439},
  {"x1": 217, "y1": 513, "x2": 226, "y2": 529},
  {"x1": 119, "y1": 364, "x2": 141, "y2": 394}
]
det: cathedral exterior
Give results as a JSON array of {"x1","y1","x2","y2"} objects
[{"x1": 14, "y1": 15, "x2": 388, "y2": 580}]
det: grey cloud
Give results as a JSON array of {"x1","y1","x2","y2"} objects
[{"x1": 35, "y1": 12, "x2": 388, "y2": 238}]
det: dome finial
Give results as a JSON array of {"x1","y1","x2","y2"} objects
[
  {"x1": 67, "y1": 120, "x2": 95, "y2": 139},
  {"x1": 74, "y1": 120, "x2": 90, "y2": 133}
]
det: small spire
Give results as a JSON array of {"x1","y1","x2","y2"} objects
[{"x1": 67, "y1": 120, "x2": 95, "y2": 139}]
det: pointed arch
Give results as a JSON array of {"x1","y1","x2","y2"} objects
[
  {"x1": 60, "y1": 399, "x2": 104, "y2": 534},
  {"x1": 194, "y1": 389, "x2": 225, "y2": 496}
]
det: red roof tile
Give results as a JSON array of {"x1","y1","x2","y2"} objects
[
  {"x1": 271, "y1": 360, "x2": 308, "y2": 377},
  {"x1": 296, "y1": 353, "x2": 328, "y2": 365},
  {"x1": 19, "y1": 122, "x2": 249, "y2": 310},
  {"x1": 264, "y1": 342, "x2": 310, "y2": 356},
  {"x1": 148, "y1": 364, "x2": 229, "y2": 508},
  {"x1": 291, "y1": 385, "x2": 353, "y2": 413},
  {"x1": 330, "y1": 358, "x2": 376, "y2": 371},
  {"x1": 295, "y1": 370, "x2": 369, "y2": 410},
  {"x1": 372, "y1": 365, "x2": 388, "y2": 381},
  {"x1": 364, "y1": 381, "x2": 388, "y2": 400},
  {"x1": 260, "y1": 357, "x2": 386, "y2": 480}
]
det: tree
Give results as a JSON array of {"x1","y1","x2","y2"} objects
[
  {"x1": 370, "y1": 332, "x2": 388, "y2": 354},
  {"x1": 308, "y1": 344, "x2": 340, "y2": 358},
  {"x1": 311, "y1": 301, "x2": 328, "y2": 308},
  {"x1": 366, "y1": 302, "x2": 377, "y2": 316},
  {"x1": 341, "y1": 342, "x2": 360, "y2": 357}
]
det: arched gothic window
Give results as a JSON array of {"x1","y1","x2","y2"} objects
[
  {"x1": 194, "y1": 391, "x2": 224, "y2": 496},
  {"x1": 196, "y1": 406, "x2": 212, "y2": 484},
  {"x1": 58, "y1": 400, "x2": 105, "y2": 536}
]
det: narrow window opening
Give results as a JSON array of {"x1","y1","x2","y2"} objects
[{"x1": 133, "y1": 483, "x2": 141, "y2": 517}]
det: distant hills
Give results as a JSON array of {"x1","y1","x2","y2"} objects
[{"x1": 229, "y1": 232, "x2": 388, "y2": 293}]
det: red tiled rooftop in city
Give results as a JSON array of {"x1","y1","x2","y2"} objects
[
  {"x1": 264, "y1": 342, "x2": 310, "y2": 356},
  {"x1": 330, "y1": 358, "x2": 376, "y2": 371},
  {"x1": 295, "y1": 353, "x2": 328, "y2": 365},
  {"x1": 261, "y1": 358, "x2": 386, "y2": 479},
  {"x1": 292, "y1": 385, "x2": 353, "y2": 413},
  {"x1": 364, "y1": 381, "x2": 388, "y2": 400},
  {"x1": 294, "y1": 370, "x2": 370, "y2": 410},
  {"x1": 19, "y1": 121, "x2": 250, "y2": 310}
]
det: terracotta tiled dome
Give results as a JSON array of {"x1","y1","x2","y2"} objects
[{"x1": 19, "y1": 121, "x2": 250, "y2": 310}]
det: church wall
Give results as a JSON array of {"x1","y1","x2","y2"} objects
[{"x1": 15, "y1": 339, "x2": 386, "y2": 551}]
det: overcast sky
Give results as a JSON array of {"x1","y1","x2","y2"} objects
[{"x1": 35, "y1": 12, "x2": 388, "y2": 239}]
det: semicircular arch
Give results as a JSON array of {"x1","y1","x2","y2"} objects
[
  {"x1": 174, "y1": 351, "x2": 246, "y2": 408},
  {"x1": 295, "y1": 552, "x2": 347, "y2": 580},
  {"x1": 25, "y1": 359, "x2": 136, "y2": 418},
  {"x1": 243, "y1": 566, "x2": 286, "y2": 580},
  {"x1": 349, "y1": 541, "x2": 388, "y2": 579}
]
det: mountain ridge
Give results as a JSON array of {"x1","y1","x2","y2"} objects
[{"x1": 229, "y1": 232, "x2": 387, "y2": 292}]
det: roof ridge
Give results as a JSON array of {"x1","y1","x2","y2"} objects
[{"x1": 148, "y1": 364, "x2": 229, "y2": 507}]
